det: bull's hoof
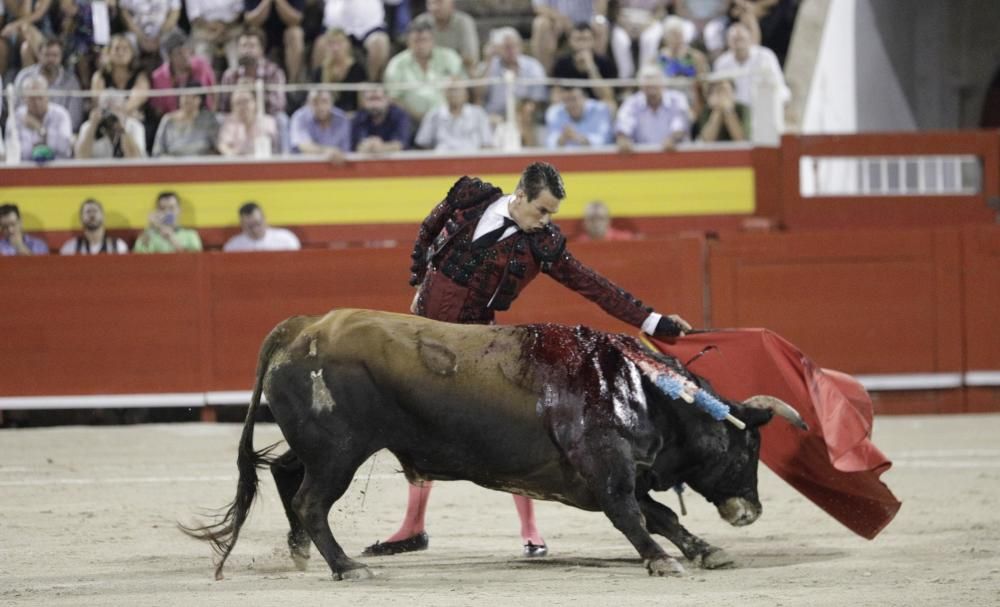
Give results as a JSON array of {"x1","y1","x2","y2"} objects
[
  {"x1": 697, "y1": 547, "x2": 734, "y2": 570},
  {"x1": 646, "y1": 556, "x2": 687, "y2": 577},
  {"x1": 335, "y1": 565, "x2": 374, "y2": 581},
  {"x1": 290, "y1": 548, "x2": 310, "y2": 571}
]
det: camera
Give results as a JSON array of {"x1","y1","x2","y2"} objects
[{"x1": 95, "y1": 111, "x2": 121, "y2": 139}]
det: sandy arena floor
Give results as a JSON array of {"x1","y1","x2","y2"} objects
[{"x1": 1, "y1": 414, "x2": 998, "y2": 606}]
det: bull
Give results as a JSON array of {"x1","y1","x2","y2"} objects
[{"x1": 182, "y1": 309, "x2": 806, "y2": 580}]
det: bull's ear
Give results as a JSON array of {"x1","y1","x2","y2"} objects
[{"x1": 731, "y1": 405, "x2": 774, "y2": 429}]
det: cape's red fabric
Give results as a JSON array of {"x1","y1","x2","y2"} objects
[{"x1": 645, "y1": 329, "x2": 901, "y2": 539}]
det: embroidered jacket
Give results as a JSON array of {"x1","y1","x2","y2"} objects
[{"x1": 409, "y1": 176, "x2": 654, "y2": 326}]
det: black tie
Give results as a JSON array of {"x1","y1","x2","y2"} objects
[{"x1": 472, "y1": 217, "x2": 517, "y2": 250}]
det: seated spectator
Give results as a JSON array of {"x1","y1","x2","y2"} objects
[
  {"x1": 0, "y1": 0, "x2": 47, "y2": 72},
  {"x1": 615, "y1": 65, "x2": 691, "y2": 152},
  {"x1": 713, "y1": 21, "x2": 790, "y2": 109},
  {"x1": 576, "y1": 200, "x2": 636, "y2": 242},
  {"x1": 544, "y1": 86, "x2": 612, "y2": 149},
  {"x1": 119, "y1": 0, "x2": 181, "y2": 73},
  {"x1": 531, "y1": 0, "x2": 608, "y2": 74},
  {"x1": 351, "y1": 86, "x2": 411, "y2": 153},
  {"x1": 551, "y1": 23, "x2": 616, "y2": 107},
  {"x1": 412, "y1": 0, "x2": 479, "y2": 74},
  {"x1": 218, "y1": 27, "x2": 286, "y2": 115},
  {"x1": 14, "y1": 36, "x2": 84, "y2": 130},
  {"x1": 59, "y1": 198, "x2": 129, "y2": 255},
  {"x1": 217, "y1": 88, "x2": 279, "y2": 156},
  {"x1": 415, "y1": 81, "x2": 492, "y2": 152},
  {"x1": 185, "y1": 0, "x2": 244, "y2": 70},
  {"x1": 7, "y1": 74, "x2": 74, "y2": 161},
  {"x1": 91, "y1": 34, "x2": 151, "y2": 118},
  {"x1": 383, "y1": 20, "x2": 463, "y2": 123},
  {"x1": 674, "y1": 0, "x2": 732, "y2": 58},
  {"x1": 610, "y1": 0, "x2": 668, "y2": 80},
  {"x1": 696, "y1": 78, "x2": 748, "y2": 142},
  {"x1": 321, "y1": 0, "x2": 390, "y2": 80},
  {"x1": 59, "y1": 0, "x2": 115, "y2": 85},
  {"x1": 658, "y1": 15, "x2": 710, "y2": 114},
  {"x1": 289, "y1": 89, "x2": 350, "y2": 158},
  {"x1": 312, "y1": 28, "x2": 367, "y2": 113},
  {"x1": 76, "y1": 92, "x2": 148, "y2": 159},
  {"x1": 244, "y1": 0, "x2": 305, "y2": 83},
  {"x1": 482, "y1": 27, "x2": 547, "y2": 147},
  {"x1": 150, "y1": 29, "x2": 218, "y2": 118},
  {"x1": 0, "y1": 202, "x2": 49, "y2": 255},
  {"x1": 223, "y1": 201, "x2": 301, "y2": 251},
  {"x1": 133, "y1": 191, "x2": 203, "y2": 253},
  {"x1": 152, "y1": 81, "x2": 220, "y2": 156}
]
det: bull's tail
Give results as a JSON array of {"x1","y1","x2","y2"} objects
[{"x1": 178, "y1": 325, "x2": 285, "y2": 580}]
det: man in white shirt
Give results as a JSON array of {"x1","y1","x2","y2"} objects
[
  {"x1": 712, "y1": 22, "x2": 790, "y2": 108},
  {"x1": 414, "y1": 82, "x2": 492, "y2": 152},
  {"x1": 223, "y1": 201, "x2": 301, "y2": 251},
  {"x1": 75, "y1": 92, "x2": 148, "y2": 159}
]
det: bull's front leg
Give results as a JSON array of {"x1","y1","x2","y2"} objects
[
  {"x1": 638, "y1": 495, "x2": 734, "y2": 570},
  {"x1": 565, "y1": 431, "x2": 685, "y2": 577}
]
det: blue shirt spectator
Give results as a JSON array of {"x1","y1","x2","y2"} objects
[
  {"x1": 544, "y1": 87, "x2": 612, "y2": 149},
  {"x1": 290, "y1": 90, "x2": 351, "y2": 154},
  {"x1": 483, "y1": 27, "x2": 548, "y2": 116},
  {"x1": 615, "y1": 65, "x2": 691, "y2": 151},
  {"x1": 0, "y1": 204, "x2": 49, "y2": 256},
  {"x1": 351, "y1": 87, "x2": 412, "y2": 153}
]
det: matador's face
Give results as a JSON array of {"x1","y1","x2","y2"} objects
[{"x1": 510, "y1": 188, "x2": 561, "y2": 233}]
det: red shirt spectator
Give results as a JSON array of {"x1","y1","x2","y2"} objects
[{"x1": 150, "y1": 31, "x2": 218, "y2": 115}]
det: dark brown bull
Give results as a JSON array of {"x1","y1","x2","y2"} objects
[{"x1": 182, "y1": 309, "x2": 805, "y2": 580}]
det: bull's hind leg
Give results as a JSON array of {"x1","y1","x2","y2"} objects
[
  {"x1": 639, "y1": 495, "x2": 733, "y2": 569},
  {"x1": 293, "y1": 460, "x2": 373, "y2": 581},
  {"x1": 270, "y1": 450, "x2": 310, "y2": 569}
]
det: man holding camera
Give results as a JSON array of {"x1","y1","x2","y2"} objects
[
  {"x1": 133, "y1": 191, "x2": 203, "y2": 253},
  {"x1": 75, "y1": 92, "x2": 147, "y2": 159}
]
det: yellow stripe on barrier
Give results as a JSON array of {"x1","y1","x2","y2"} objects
[{"x1": 7, "y1": 167, "x2": 754, "y2": 231}]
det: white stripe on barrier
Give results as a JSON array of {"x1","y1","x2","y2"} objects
[
  {"x1": 0, "y1": 473, "x2": 400, "y2": 487},
  {"x1": 0, "y1": 372, "x2": 996, "y2": 410},
  {"x1": 854, "y1": 373, "x2": 964, "y2": 391},
  {"x1": 964, "y1": 371, "x2": 1000, "y2": 386},
  {"x1": 0, "y1": 393, "x2": 206, "y2": 410}
]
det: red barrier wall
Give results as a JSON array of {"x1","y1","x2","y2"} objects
[
  {"x1": 0, "y1": 238, "x2": 707, "y2": 397},
  {"x1": 2, "y1": 227, "x2": 999, "y2": 414}
]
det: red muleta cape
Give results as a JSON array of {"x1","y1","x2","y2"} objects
[{"x1": 644, "y1": 329, "x2": 901, "y2": 539}]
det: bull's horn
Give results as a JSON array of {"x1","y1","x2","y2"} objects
[{"x1": 742, "y1": 395, "x2": 809, "y2": 431}]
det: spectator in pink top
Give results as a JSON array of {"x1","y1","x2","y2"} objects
[
  {"x1": 217, "y1": 88, "x2": 278, "y2": 156},
  {"x1": 150, "y1": 29, "x2": 217, "y2": 117}
]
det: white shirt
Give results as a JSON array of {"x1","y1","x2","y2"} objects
[
  {"x1": 323, "y1": 0, "x2": 385, "y2": 38},
  {"x1": 713, "y1": 45, "x2": 790, "y2": 107},
  {"x1": 74, "y1": 116, "x2": 148, "y2": 158},
  {"x1": 223, "y1": 227, "x2": 301, "y2": 252},
  {"x1": 120, "y1": 0, "x2": 180, "y2": 36},
  {"x1": 185, "y1": 0, "x2": 243, "y2": 23},
  {"x1": 415, "y1": 103, "x2": 493, "y2": 152},
  {"x1": 473, "y1": 195, "x2": 662, "y2": 334},
  {"x1": 472, "y1": 194, "x2": 519, "y2": 243}
]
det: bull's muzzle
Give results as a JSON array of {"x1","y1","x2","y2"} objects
[{"x1": 717, "y1": 497, "x2": 762, "y2": 527}]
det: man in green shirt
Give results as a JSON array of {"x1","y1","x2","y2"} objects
[
  {"x1": 133, "y1": 191, "x2": 203, "y2": 253},
  {"x1": 383, "y1": 20, "x2": 464, "y2": 123}
]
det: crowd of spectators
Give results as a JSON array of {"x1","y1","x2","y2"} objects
[
  {"x1": 0, "y1": 193, "x2": 301, "y2": 255},
  {"x1": 0, "y1": 0, "x2": 796, "y2": 161}
]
